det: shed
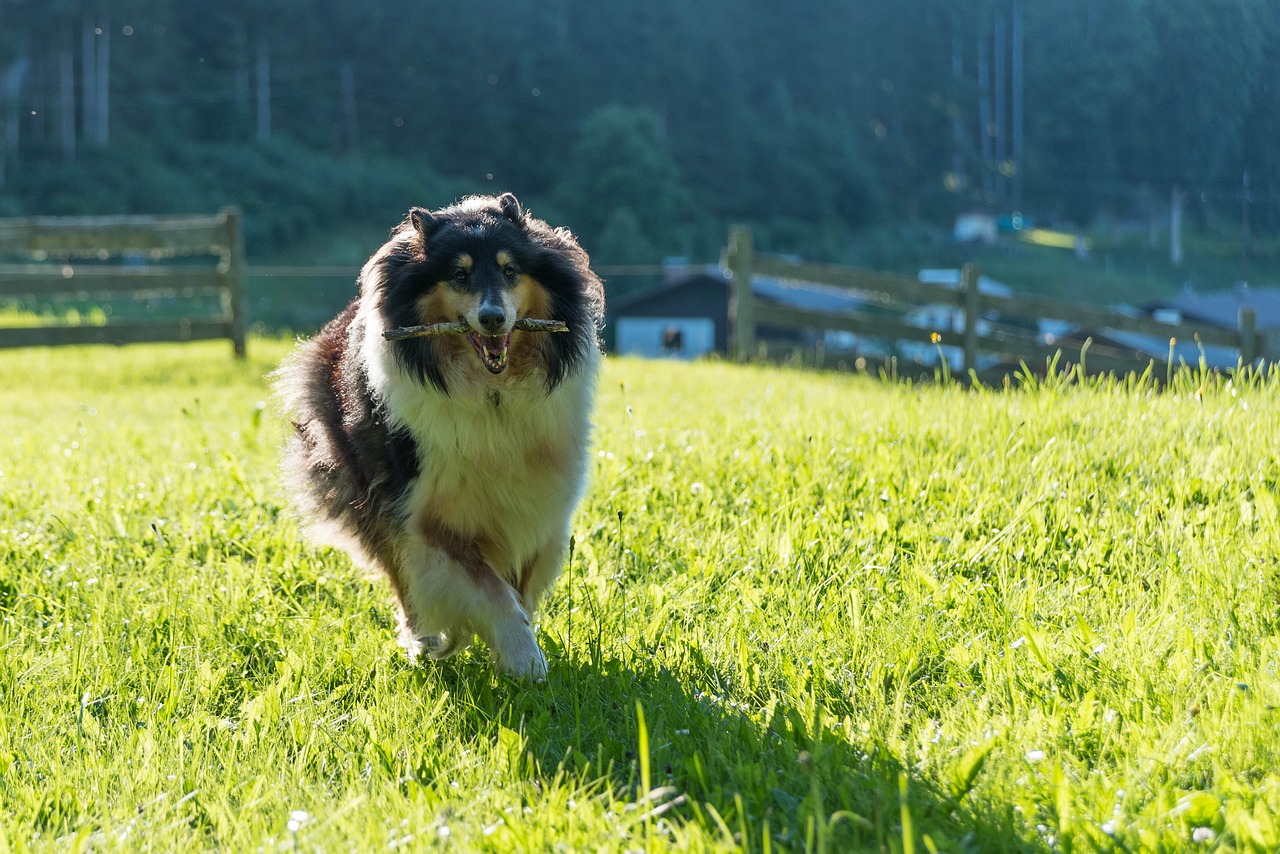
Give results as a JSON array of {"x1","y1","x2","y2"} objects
[
  {"x1": 608, "y1": 271, "x2": 729, "y2": 358},
  {"x1": 607, "y1": 267, "x2": 866, "y2": 358}
]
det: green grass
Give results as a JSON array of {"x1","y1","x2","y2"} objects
[{"x1": 1, "y1": 340, "x2": 1278, "y2": 851}]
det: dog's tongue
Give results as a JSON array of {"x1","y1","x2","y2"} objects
[{"x1": 472, "y1": 332, "x2": 509, "y2": 374}]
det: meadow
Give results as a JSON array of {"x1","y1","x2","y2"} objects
[{"x1": 0, "y1": 339, "x2": 1277, "y2": 852}]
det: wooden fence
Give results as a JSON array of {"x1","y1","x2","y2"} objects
[
  {"x1": 724, "y1": 225, "x2": 1262, "y2": 376},
  {"x1": 0, "y1": 208, "x2": 247, "y2": 357}
]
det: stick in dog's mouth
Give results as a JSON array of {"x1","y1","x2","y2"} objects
[{"x1": 382, "y1": 318, "x2": 570, "y2": 342}]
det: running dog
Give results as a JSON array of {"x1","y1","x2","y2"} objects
[{"x1": 274, "y1": 193, "x2": 603, "y2": 680}]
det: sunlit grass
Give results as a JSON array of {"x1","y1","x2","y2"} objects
[
  {"x1": 0, "y1": 340, "x2": 1277, "y2": 851},
  {"x1": 0, "y1": 304, "x2": 111, "y2": 328}
]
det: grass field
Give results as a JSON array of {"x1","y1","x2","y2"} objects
[{"x1": 1, "y1": 340, "x2": 1278, "y2": 852}]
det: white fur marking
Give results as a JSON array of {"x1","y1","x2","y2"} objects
[{"x1": 363, "y1": 287, "x2": 599, "y2": 677}]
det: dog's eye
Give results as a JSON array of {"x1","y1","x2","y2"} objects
[
  {"x1": 503, "y1": 265, "x2": 518, "y2": 281},
  {"x1": 452, "y1": 268, "x2": 468, "y2": 283}
]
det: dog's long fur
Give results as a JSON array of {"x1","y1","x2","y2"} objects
[{"x1": 274, "y1": 194, "x2": 603, "y2": 679}]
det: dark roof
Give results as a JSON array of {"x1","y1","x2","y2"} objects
[
  {"x1": 607, "y1": 271, "x2": 726, "y2": 315},
  {"x1": 610, "y1": 269, "x2": 864, "y2": 317},
  {"x1": 1145, "y1": 286, "x2": 1280, "y2": 331}
]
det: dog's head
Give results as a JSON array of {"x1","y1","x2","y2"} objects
[{"x1": 373, "y1": 193, "x2": 603, "y2": 394}]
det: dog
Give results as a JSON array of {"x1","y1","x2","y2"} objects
[{"x1": 274, "y1": 193, "x2": 603, "y2": 680}]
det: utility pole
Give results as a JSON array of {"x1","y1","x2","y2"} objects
[
  {"x1": 96, "y1": 15, "x2": 110, "y2": 145},
  {"x1": 60, "y1": 47, "x2": 76, "y2": 164},
  {"x1": 950, "y1": 22, "x2": 965, "y2": 191},
  {"x1": 1011, "y1": 0, "x2": 1024, "y2": 210},
  {"x1": 993, "y1": 12, "x2": 1007, "y2": 203},
  {"x1": 340, "y1": 62, "x2": 360, "y2": 155},
  {"x1": 256, "y1": 37, "x2": 271, "y2": 141},
  {"x1": 1242, "y1": 171, "x2": 1251, "y2": 285},
  {"x1": 0, "y1": 62, "x2": 20, "y2": 188},
  {"x1": 977, "y1": 32, "x2": 993, "y2": 201},
  {"x1": 82, "y1": 14, "x2": 96, "y2": 146},
  {"x1": 1170, "y1": 186, "x2": 1185, "y2": 267}
]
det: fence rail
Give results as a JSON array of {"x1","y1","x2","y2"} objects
[
  {"x1": 724, "y1": 225, "x2": 1262, "y2": 375},
  {"x1": 0, "y1": 208, "x2": 246, "y2": 357}
]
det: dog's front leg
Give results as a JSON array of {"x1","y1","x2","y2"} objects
[{"x1": 398, "y1": 517, "x2": 547, "y2": 681}]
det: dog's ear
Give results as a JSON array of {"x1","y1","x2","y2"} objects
[
  {"x1": 409, "y1": 207, "x2": 440, "y2": 241},
  {"x1": 497, "y1": 193, "x2": 524, "y2": 226}
]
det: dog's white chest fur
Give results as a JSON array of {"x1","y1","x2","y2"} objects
[{"x1": 366, "y1": 324, "x2": 598, "y2": 579}]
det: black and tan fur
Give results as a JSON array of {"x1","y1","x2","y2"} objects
[{"x1": 274, "y1": 194, "x2": 603, "y2": 680}]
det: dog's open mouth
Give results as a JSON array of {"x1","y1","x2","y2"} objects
[{"x1": 466, "y1": 330, "x2": 511, "y2": 374}]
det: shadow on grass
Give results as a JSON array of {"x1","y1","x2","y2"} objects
[{"x1": 407, "y1": 640, "x2": 1035, "y2": 852}]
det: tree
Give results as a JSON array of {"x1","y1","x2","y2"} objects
[
  {"x1": 1020, "y1": 0, "x2": 1156, "y2": 222},
  {"x1": 551, "y1": 105, "x2": 691, "y2": 258}
]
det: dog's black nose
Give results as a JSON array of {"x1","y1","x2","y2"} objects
[{"x1": 478, "y1": 306, "x2": 506, "y2": 333}]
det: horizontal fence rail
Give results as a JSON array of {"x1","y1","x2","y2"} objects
[
  {"x1": 0, "y1": 213, "x2": 233, "y2": 258},
  {"x1": 0, "y1": 208, "x2": 246, "y2": 357},
  {"x1": 724, "y1": 225, "x2": 1262, "y2": 377}
]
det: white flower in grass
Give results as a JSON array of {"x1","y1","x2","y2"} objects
[
  {"x1": 287, "y1": 810, "x2": 309, "y2": 833},
  {"x1": 1024, "y1": 749, "x2": 1046, "y2": 762},
  {"x1": 1192, "y1": 827, "x2": 1215, "y2": 844}
]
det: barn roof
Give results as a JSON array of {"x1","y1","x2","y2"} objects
[
  {"x1": 1145, "y1": 285, "x2": 1280, "y2": 331},
  {"x1": 609, "y1": 268, "x2": 865, "y2": 317}
]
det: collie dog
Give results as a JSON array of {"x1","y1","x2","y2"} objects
[{"x1": 274, "y1": 194, "x2": 603, "y2": 680}]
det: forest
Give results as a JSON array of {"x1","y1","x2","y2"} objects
[{"x1": 0, "y1": 0, "x2": 1277, "y2": 274}]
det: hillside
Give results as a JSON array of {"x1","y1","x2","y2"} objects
[{"x1": 1, "y1": 0, "x2": 1277, "y2": 284}]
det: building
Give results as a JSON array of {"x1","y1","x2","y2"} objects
[
  {"x1": 608, "y1": 270, "x2": 729, "y2": 358},
  {"x1": 1144, "y1": 285, "x2": 1280, "y2": 335},
  {"x1": 1081, "y1": 285, "x2": 1280, "y2": 369},
  {"x1": 607, "y1": 267, "x2": 865, "y2": 359}
]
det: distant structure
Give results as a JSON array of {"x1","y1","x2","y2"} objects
[
  {"x1": 609, "y1": 269, "x2": 727, "y2": 358},
  {"x1": 607, "y1": 259, "x2": 1274, "y2": 372},
  {"x1": 1127, "y1": 285, "x2": 1280, "y2": 368},
  {"x1": 953, "y1": 212, "x2": 998, "y2": 245},
  {"x1": 607, "y1": 265, "x2": 864, "y2": 359}
]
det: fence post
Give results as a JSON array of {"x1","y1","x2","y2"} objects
[
  {"x1": 961, "y1": 262, "x2": 980, "y2": 376},
  {"x1": 1239, "y1": 305, "x2": 1258, "y2": 366},
  {"x1": 726, "y1": 225, "x2": 755, "y2": 362},
  {"x1": 221, "y1": 206, "x2": 247, "y2": 359}
]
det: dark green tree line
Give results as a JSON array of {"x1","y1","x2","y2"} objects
[{"x1": 0, "y1": 0, "x2": 1276, "y2": 261}]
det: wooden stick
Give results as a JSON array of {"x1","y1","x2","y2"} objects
[
  {"x1": 513, "y1": 318, "x2": 570, "y2": 334},
  {"x1": 383, "y1": 318, "x2": 569, "y2": 342}
]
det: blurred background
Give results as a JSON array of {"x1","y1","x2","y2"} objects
[{"x1": 0, "y1": 0, "x2": 1276, "y2": 331}]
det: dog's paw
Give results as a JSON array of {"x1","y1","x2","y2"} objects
[
  {"x1": 497, "y1": 643, "x2": 548, "y2": 682},
  {"x1": 492, "y1": 627, "x2": 548, "y2": 682},
  {"x1": 427, "y1": 630, "x2": 471, "y2": 661},
  {"x1": 398, "y1": 631, "x2": 426, "y2": 659},
  {"x1": 401, "y1": 630, "x2": 472, "y2": 661}
]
